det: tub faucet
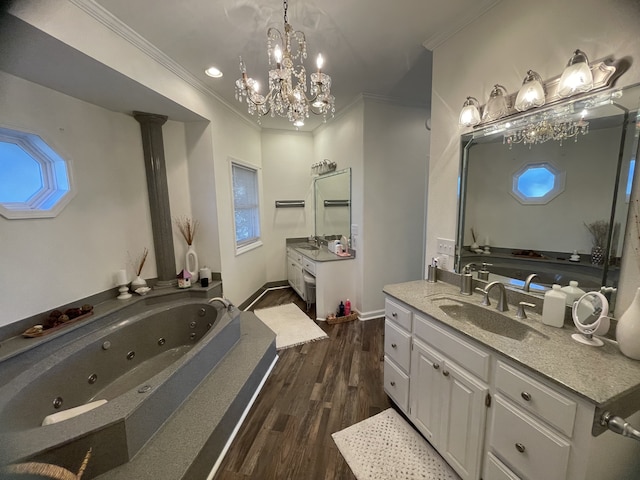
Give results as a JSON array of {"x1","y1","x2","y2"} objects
[
  {"x1": 477, "y1": 281, "x2": 509, "y2": 312},
  {"x1": 208, "y1": 297, "x2": 233, "y2": 311},
  {"x1": 524, "y1": 273, "x2": 540, "y2": 292}
]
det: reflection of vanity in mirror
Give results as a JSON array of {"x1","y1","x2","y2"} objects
[
  {"x1": 314, "y1": 168, "x2": 351, "y2": 241},
  {"x1": 456, "y1": 83, "x2": 640, "y2": 303}
]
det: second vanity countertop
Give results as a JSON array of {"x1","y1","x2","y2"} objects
[
  {"x1": 383, "y1": 279, "x2": 640, "y2": 408},
  {"x1": 287, "y1": 241, "x2": 355, "y2": 262}
]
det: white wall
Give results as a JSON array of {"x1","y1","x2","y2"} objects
[
  {"x1": 261, "y1": 130, "x2": 314, "y2": 282},
  {"x1": 428, "y1": 0, "x2": 640, "y2": 315},
  {"x1": 0, "y1": 72, "x2": 155, "y2": 325},
  {"x1": 362, "y1": 99, "x2": 429, "y2": 316},
  {"x1": 314, "y1": 102, "x2": 365, "y2": 314}
]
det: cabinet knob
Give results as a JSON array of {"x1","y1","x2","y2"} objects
[
  {"x1": 515, "y1": 442, "x2": 526, "y2": 453},
  {"x1": 392, "y1": 312, "x2": 398, "y2": 317},
  {"x1": 521, "y1": 392, "x2": 532, "y2": 402},
  {"x1": 391, "y1": 343, "x2": 397, "y2": 348},
  {"x1": 442, "y1": 370, "x2": 450, "y2": 377},
  {"x1": 390, "y1": 381, "x2": 396, "y2": 387},
  {"x1": 432, "y1": 363, "x2": 440, "y2": 370}
]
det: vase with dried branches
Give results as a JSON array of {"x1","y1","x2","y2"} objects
[
  {"x1": 584, "y1": 220, "x2": 609, "y2": 265},
  {"x1": 129, "y1": 247, "x2": 149, "y2": 291},
  {"x1": 174, "y1": 216, "x2": 200, "y2": 279}
]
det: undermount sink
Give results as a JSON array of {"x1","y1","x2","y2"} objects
[
  {"x1": 296, "y1": 244, "x2": 319, "y2": 251},
  {"x1": 431, "y1": 296, "x2": 547, "y2": 341}
]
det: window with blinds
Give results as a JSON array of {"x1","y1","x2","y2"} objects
[{"x1": 231, "y1": 161, "x2": 261, "y2": 250}]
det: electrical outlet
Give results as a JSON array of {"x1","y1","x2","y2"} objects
[{"x1": 436, "y1": 237, "x2": 456, "y2": 256}]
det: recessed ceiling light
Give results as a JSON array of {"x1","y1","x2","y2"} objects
[{"x1": 205, "y1": 66, "x2": 223, "y2": 78}]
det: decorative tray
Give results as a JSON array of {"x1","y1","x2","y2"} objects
[{"x1": 22, "y1": 305, "x2": 94, "y2": 338}]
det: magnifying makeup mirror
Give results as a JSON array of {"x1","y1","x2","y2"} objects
[{"x1": 571, "y1": 291, "x2": 610, "y2": 347}]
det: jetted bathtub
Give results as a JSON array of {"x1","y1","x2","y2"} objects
[{"x1": 0, "y1": 296, "x2": 241, "y2": 477}]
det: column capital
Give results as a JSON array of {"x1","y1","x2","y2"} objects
[{"x1": 133, "y1": 111, "x2": 168, "y2": 126}]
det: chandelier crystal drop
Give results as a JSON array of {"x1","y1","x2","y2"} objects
[
  {"x1": 504, "y1": 116, "x2": 589, "y2": 148},
  {"x1": 235, "y1": 0, "x2": 335, "y2": 128}
]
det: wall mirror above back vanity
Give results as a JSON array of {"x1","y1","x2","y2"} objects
[
  {"x1": 456, "y1": 82, "x2": 640, "y2": 301},
  {"x1": 314, "y1": 167, "x2": 351, "y2": 241}
]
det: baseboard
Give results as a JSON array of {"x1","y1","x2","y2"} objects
[
  {"x1": 358, "y1": 309, "x2": 385, "y2": 321},
  {"x1": 238, "y1": 281, "x2": 289, "y2": 311}
]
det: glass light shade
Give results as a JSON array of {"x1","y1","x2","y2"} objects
[
  {"x1": 558, "y1": 50, "x2": 594, "y2": 98},
  {"x1": 459, "y1": 97, "x2": 481, "y2": 127},
  {"x1": 515, "y1": 70, "x2": 545, "y2": 111},
  {"x1": 483, "y1": 85, "x2": 509, "y2": 121}
]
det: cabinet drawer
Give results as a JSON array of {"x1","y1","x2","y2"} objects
[
  {"x1": 287, "y1": 249, "x2": 303, "y2": 264},
  {"x1": 302, "y1": 258, "x2": 316, "y2": 275},
  {"x1": 385, "y1": 298, "x2": 412, "y2": 331},
  {"x1": 490, "y1": 395, "x2": 570, "y2": 480},
  {"x1": 384, "y1": 357, "x2": 409, "y2": 412},
  {"x1": 495, "y1": 361, "x2": 576, "y2": 437},
  {"x1": 485, "y1": 452, "x2": 521, "y2": 480},
  {"x1": 413, "y1": 313, "x2": 490, "y2": 382},
  {"x1": 384, "y1": 320, "x2": 411, "y2": 372}
]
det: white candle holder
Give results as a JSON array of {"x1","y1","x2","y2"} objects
[
  {"x1": 115, "y1": 269, "x2": 131, "y2": 300},
  {"x1": 117, "y1": 284, "x2": 132, "y2": 300}
]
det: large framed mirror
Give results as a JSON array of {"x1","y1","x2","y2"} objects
[
  {"x1": 456, "y1": 83, "x2": 640, "y2": 298},
  {"x1": 314, "y1": 168, "x2": 351, "y2": 240}
]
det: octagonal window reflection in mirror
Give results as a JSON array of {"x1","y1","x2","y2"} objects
[
  {"x1": 0, "y1": 126, "x2": 74, "y2": 219},
  {"x1": 511, "y1": 161, "x2": 565, "y2": 205}
]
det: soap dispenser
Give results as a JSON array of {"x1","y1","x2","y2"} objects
[{"x1": 460, "y1": 263, "x2": 475, "y2": 295}]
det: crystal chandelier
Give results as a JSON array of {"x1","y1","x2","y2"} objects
[
  {"x1": 235, "y1": 0, "x2": 335, "y2": 128},
  {"x1": 504, "y1": 116, "x2": 589, "y2": 148}
]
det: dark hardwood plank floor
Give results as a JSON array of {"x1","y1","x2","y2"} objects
[{"x1": 214, "y1": 287, "x2": 391, "y2": 480}]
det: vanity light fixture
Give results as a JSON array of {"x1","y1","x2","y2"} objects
[
  {"x1": 558, "y1": 49, "x2": 594, "y2": 98},
  {"x1": 459, "y1": 96, "x2": 481, "y2": 127},
  {"x1": 483, "y1": 85, "x2": 510, "y2": 121},
  {"x1": 514, "y1": 70, "x2": 545, "y2": 111}
]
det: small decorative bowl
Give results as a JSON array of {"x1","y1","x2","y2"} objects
[{"x1": 135, "y1": 287, "x2": 151, "y2": 296}]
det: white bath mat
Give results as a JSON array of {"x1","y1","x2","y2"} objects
[
  {"x1": 254, "y1": 303, "x2": 328, "y2": 350},
  {"x1": 332, "y1": 408, "x2": 460, "y2": 480}
]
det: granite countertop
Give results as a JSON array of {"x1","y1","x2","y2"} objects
[
  {"x1": 287, "y1": 241, "x2": 355, "y2": 262},
  {"x1": 383, "y1": 279, "x2": 640, "y2": 408}
]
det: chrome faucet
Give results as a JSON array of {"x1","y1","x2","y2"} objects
[
  {"x1": 477, "y1": 281, "x2": 509, "y2": 312},
  {"x1": 523, "y1": 273, "x2": 540, "y2": 292},
  {"x1": 208, "y1": 297, "x2": 233, "y2": 311}
]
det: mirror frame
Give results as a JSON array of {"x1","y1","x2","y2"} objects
[
  {"x1": 314, "y1": 167, "x2": 352, "y2": 240},
  {"x1": 455, "y1": 82, "x2": 640, "y2": 297}
]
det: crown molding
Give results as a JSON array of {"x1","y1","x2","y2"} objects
[{"x1": 422, "y1": 0, "x2": 502, "y2": 51}]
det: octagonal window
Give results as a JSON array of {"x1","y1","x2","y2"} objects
[
  {"x1": 511, "y1": 162, "x2": 565, "y2": 205},
  {"x1": 0, "y1": 126, "x2": 74, "y2": 219}
]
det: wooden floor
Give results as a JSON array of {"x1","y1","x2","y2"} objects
[{"x1": 214, "y1": 287, "x2": 391, "y2": 480}]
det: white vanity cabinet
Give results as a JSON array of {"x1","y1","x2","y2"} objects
[
  {"x1": 383, "y1": 292, "x2": 640, "y2": 480},
  {"x1": 384, "y1": 298, "x2": 489, "y2": 480},
  {"x1": 410, "y1": 315, "x2": 489, "y2": 480},
  {"x1": 383, "y1": 298, "x2": 412, "y2": 411},
  {"x1": 286, "y1": 248, "x2": 305, "y2": 300}
]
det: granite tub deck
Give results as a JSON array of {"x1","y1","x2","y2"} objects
[
  {"x1": 0, "y1": 288, "x2": 277, "y2": 480},
  {"x1": 383, "y1": 280, "x2": 640, "y2": 415}
]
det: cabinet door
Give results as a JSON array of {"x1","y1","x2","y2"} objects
[
  {"x1": 287, "y1": 257, "x2": 296, "y2": 289},
  {"x1": 440, "y1": 359, "x2": 488, "y2": 480},
  {"x1": 410, "y1": 338, "x2": 444, "y2": 444}
]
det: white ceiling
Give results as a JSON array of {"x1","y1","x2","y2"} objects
[{"x1": 2, "y1": 0, "x2": 502, "y2": 130}]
